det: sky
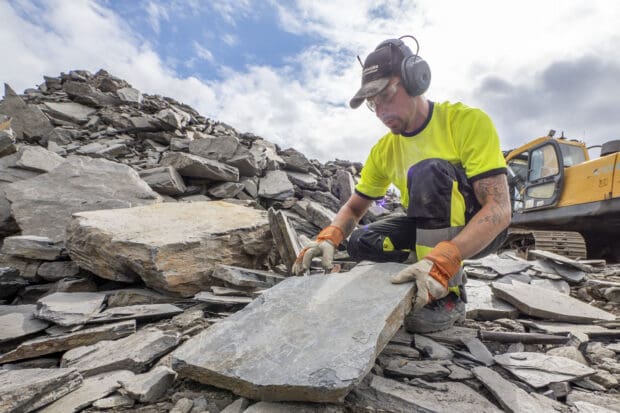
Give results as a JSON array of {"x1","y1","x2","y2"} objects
[{"x1": 1, "y1": 0, "x2": 619, "y2": 163}]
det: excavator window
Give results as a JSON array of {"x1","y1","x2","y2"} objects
[
  {"x1": 558, "y1": 143, "x2": 586, "y2": 167},
  {"x1": 529, "y1": 144, "x2": 559, "y2": 181}
]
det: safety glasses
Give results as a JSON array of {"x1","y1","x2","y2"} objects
[{"x1": 366, "y1": 80, "x2": 401, "y2": 112}]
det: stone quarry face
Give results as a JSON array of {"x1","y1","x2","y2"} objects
[
  {"x1": 66, "y1": 201, "x2": 273, "y2": 296},
  {"x1": 172, "y1": 262, "x2": 414, "y2": 403}
]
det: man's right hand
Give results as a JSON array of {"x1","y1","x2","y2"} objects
[{"x1": 291, "y1": 225, "x2": 344, "y2": 275}]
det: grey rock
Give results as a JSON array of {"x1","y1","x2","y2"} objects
[
  {"x1": 38, "y1": 370, "x2": 134, "y2": 413},
  {"x1": 494, "y1": 352, "x2": 596, "y2": 388},
  {"x1": 0, "y1": 320, "x2": 136, "y2": 364},
  {"x1": 251, "y1": 139, "x2": 284, "y2": 170},
  {"x1": 520, "y1": 320, "x2": 620, "y2": 339},
  {"x1": 37, "y1": 261, "x2": 80, "y2": 281},
  {"x1": 91, "y1": 394, "x2": 135, "y2": 409},
  {"x1": 346, "y1": 374, "x2": 502, "y2": 413},
  {"x1": 42, "y1": 101, "x2": 96, "y2": 124},
  {"x1": 332, "y1": 170, "x2": 355, "y2": 206},
  {"x1": 566, "y1": 390, "x2": 620, "y2": 412},
  {"x1": 472, "y1": 366, "x2": 556, "y2": 413},
  {"x1": 87, "y1": 304, "x2": 183, "y2": 324},
  {"x1": 268, "y1": 208, "x2": 302, "y2": 273},
  {"x1": 211, "y1": 264, "x2": 284, "y2": 289},
  {"x1": 35, "y1": 292, "x2": 106, "y2": 326},
  {"x1": 116, "y1": 87, "x2": 142, "y2": 104},
  {"x1": 414, "y1": 334, "x2": 454, "y2": 359},
  {"x1": 0, "y1": 153, "x2": 41, "y2": 183},
  {"x1": 139, "y1": 166, "x2": 187, "y2": 196},
  {"x1": 62, "y1": 80, "x2": 119, "y2": 107},
  {"x1": 14, "y1": 145, "x2": 64, "y2": 173},
  {"x1": 258, "y1": 170, "x2": 294, "y2": 200},
  {"x1": 465, "y1": 279, "x2": 518, "y2": 320},
  {"x1": 383, "y1": 357, "x2": 451, "y2": 380},
  {"x1": 0, "y1": 304, "x2": 49, "y2": 343},
  {"x1": 66, "y1": 201, "x2": 272, "y2": 295},
  {"x1": 572, "y1": 401, "x2": 618, "y2": 413},
  {"x1": 0, "y1": 268, "x2": 29, "y2": 298},
  {"x1": 491, "y1": 280, "x2": 616, "y2": 323},
  {"x1": 103, "y1": 288, "x2": 176, "y2": 307},
  {"x1": 4, "y1": 156, "x2": 161, "y2": 242},
  {"x1": 424, "y1": 326, "x2": 478, "y2": 346},
  {"x1": 530, "y1": 279, "x2": 571, "y2": 295},
  {"x1": 304, "y1": 190, "x2": 340, "y2": 212},
  {"x1": 170, "y1": 398, "x2": 194, "y2": 413},
  {"x1": 461, "y1": 338, "x2": 495, "y2": 366},
  {"x1": 0, "y1": 368, "x2": 83, "y2": 413},
  {"x1": 546, "y1": 346, "x2": 589, "y2": 365},
  {"x1": 207, "y1": 182, "x2": 244, "y2": 198},
  {"x1": 61, "y1": 327, "x2": 181, "y2": 377},
  {"x1": 464, "y1": 253, "x2": 532, "y2": 276},
  {"x1": 160, "y1": 152, "x2": 239, "y2": 182},
  {"x1": 0, "y1": 129, "x2": 16, "y2": 157},
  {"x1": 194, "y1": 291, "x2": 253, "y2": 306},
  {"x1": 306, "y1": 200, "x2": 336, "y2": 229},
  {"x1": 189, "y1": 134, "x2": 239, "y2": 161},
  {"x1": 1, "y1": 235, "x2": 66, "y2": 260},
  {"x1": 279, "y1": 148, "x2": 314, "y2": 173},
  {"x1": 156, "y1": 108, "x2": 189, "y2": 130},
  {"x1": 244, "y1": 402, "x2": 344, "y2": 412},
  {"x1": 286, "y1": 171, "x2": 318, "y2": 190},
  {"x1": 172, "y1": 262, "x2": 414, "y2": 403},
  {"x1": 228, "y1": 145, "x2": 263, "y2": 177},
  {"x1": 220, "y1": 398, "x2": 250, "y2": 413},
  {"x1": 119, "y1": 365, "x2": 177, "y2": 403},
  {"x1": 0, "y1": 83, "x2": 54, "y2": 141}
]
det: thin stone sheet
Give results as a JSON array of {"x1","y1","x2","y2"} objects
[{"x1": 172, "y1": 262, "x2": 413, "y2": 403}]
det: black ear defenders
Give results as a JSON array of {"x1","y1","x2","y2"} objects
[{"x1": 375, "y1": 35, "x2": 431, "y2": 97}]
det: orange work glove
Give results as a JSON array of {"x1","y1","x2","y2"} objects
[
  {"x1": 291, "y1": 225, "x2": 345, "y2": 275},
  {"x1": 390, "y1": 241, "x2": 462, "y2": 312}
]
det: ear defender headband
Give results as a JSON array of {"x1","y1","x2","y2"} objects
[{"x1": 376, "y1": 35, "x2": 431, "y2": 97}]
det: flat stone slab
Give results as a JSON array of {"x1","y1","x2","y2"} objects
[
  {"x1": 346, "y1": 374, "x2": 502, "y2": 412},
  {"x1": 466, "y1": 279, "x2": 518, "y2": 320},
  {"x1": 194, "y1": 291, "x2": 253, "y2": 306},
  {"x1": 42, "y1": 101, "x2": 96, "y2": 124},
  {"x1": 172, "y1": 262, "x2": 414, "y2": 403},
  {"x1": 519, "y1": 320, "x2": 620, "y2": 339},
  {"x1": 0, "y1": 320, "x2": 136, "y2": 364},
  {"x1": 119, "y1": 365, "x2": 177, "y2": 403},
  {"x1": 211, "y1": 264, "x2": 285, "y2": 289},
  {"x1": 244, "y1": 402, "x2": 344, "y2": 412},
  {"x1": 160, "y1": 152, "x2": 239, "y2": 182},
  {"x1": 464, "y1": 253, "x2": 532, "y2": 276},
  {"x1": 38, "y1": 370, "x2": 134, "y2": 413},
  {"x1": 472, "y1": 366, "x2": 556, "y2": 413},
  {"x1": 491, "y1": 280, "x2": 616, "y2": 323},
  {"x1": 87, "y1": 304, "x2": 183, "y2": 324},
  {"x1": 66, "y1": 201, "x2": 272, "y2": 296},
  {"x1": 4, "y1": 155, "x2": 161, "y2": 242},
  {"x1": 1, "y1": 235, "x2": 66, "y2": 261},
  {"x1": 383, "y1": 358, "x2": 451, "y2": 380},
  {"x1": 35, "y1": 292, "x2": 106, "y2": 326},
  {"x1": 494, "y1": 352, "x2": 596, "y2": 388},
  {"x1": 0, "y1": 368, "x2": 83, "y2": 413},
  {"x1": 0, "y1": 304, "x2": 49, "y2": 343}
]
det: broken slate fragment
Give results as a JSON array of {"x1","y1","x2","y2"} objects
[
  {"x1": 172, "y1": 262, "x2": 414, "y2": 403},
  {"x1": 460, "y1": 338, "x2": 495, "y2": 366},
  {"x1": 383, "y1": 358, "x2": 451, "y2": 380},
  {"x1": 258, "y1": 170, "x2": 294, "y2": 200},
  {"x1": 466, "y1": 279, "x2": 518, "y2": 321},
  {"x1": 494, "y1": 352, "x2": 596, "y2": 388},
  {"x1": 414, "y1": 334, "x2": 454, "y2": 359},
  {"x1": 43, "y1": 101, "x2": 96, "y2": 124},
  {"x1": 1, "y1": 235, "x2": 66, "y2": 261},
  {"x1": 160, "y1": 152, "x2": 239, "y2": 182},
  {"x1": 14, "y1": 145, "x2": 65, "y2": 173},
  {"x1": 211, "y1": 264, "x2": 285, "y2": 289},
  {"x1": 35, "y1": 292, "x2": 106, "y2": 326},
  {"x1": 491, "y1": 280, "x2": 616, "y2": 323},
  {"x1": 472, "y1": 366, "x2": 556, "y2": 413},
  {"x1": 346, "y1": 374, "x2": 502, "y2": 413},
  {"x1": 61, "y1": 327, "x2": 180, "y2": 377},
  {"x1": 194, "y1": 291, "x2": 253, "y2": 306},
  {"x1": 87, "y1": 304, "x2": 183, "y2": 324},
  {"x1": 38, "y1": 370, "x2": 135, "y2": 413},
  {"x1": 0, "y1": 320, "x2": 136, "y2": 364},
  {"x1": 464, "y1": 253, "x2": 532, "y2": 275},
  {"x1": 0, "y1": 304, "x2": 49, "y2": 343},
  {"x1": 119, "y1": 365, "x2": 177, "y2": 403},
  {"x1": 0, "y1": 368, "x2": 83, "y2": 413}
]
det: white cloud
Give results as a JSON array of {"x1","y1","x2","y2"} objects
[
  {"x1": 145, "y1": 1, "x2": 169, "y2": 34},
  {"x1": 2, "y1": 0, "x2": 620, "y2": 163}
]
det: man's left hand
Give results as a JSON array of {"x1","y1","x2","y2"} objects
[{"x1": 390, "y1": 241, "x2": 462, "y2": 312}]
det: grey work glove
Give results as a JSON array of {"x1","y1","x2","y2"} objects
[
  {"x1": 291, "y1": 240, "x2": 336, "y2": 275},
  {"x1": 390, "y1": 259, "x2": 450, "y2": 312}
]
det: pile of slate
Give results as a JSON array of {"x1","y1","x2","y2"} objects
[{"x1": 0, "y1": 70, "x2": 618, "y2": 412}]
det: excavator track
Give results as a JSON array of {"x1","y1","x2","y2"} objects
[{"x1": 503, "y1": 228, "x2": 588, "y2": 260}]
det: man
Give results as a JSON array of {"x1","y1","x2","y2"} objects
[{"x1": 292, "y1": 36, "x2": 512, "y2": 333}]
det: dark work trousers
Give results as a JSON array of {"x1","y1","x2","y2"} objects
[{"x1": 348, "y1": 158, "x2": 507, "y2": 290}]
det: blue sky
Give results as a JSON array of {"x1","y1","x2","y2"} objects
[{"x1": 2, "y1": 0, "x2": 620, "y2": 162}]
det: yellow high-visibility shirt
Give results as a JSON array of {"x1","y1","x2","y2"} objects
[{"x1": 355, "y1": 101, "x2": 507, "y2": 208}]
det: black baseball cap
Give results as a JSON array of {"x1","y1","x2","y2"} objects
[{"x1": 349, "y1": 43, "x2": 406, "y2": 109}]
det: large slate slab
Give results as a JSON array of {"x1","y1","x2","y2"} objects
[
  {"x1": 0, "y1": 368, "x2": 83, "y2": 413},
  {"x1": 519, "y1": 320, "x2": 620, "y2": 339},
  {"x1": 42, "y1": 101, "x2": 96, "y2": 124},
  {"x1": 66, "y1": 201, "x2": 272, "y2": 296},
  {"x1": 258, "y1": 170, "x2": 294, "y2": 200},
  {"x1": 61, "y1": 327, "x2": 180, "y2": 377},
  {"x1": 172, "y1": 262, "x2": 414, "y2": 403},
  {"x1": 494, "y1": 352, "x2": 596, "y2": 388},
  {"x1": 35, "y1": 292, "x2": 106, "y2": 326},
  {"x1": 0, "y1": 320, "x2": 136, "y2": 364},
  {"x1": 4, "y1": 155, "x2": 161, "y2": 242},
  {"x1": 491, "y1": 280, "x2": 616, "y2": 323},
  {"x1": 472, "y1": 366, "x2": 556, "y2": 413},
  {"x1": 346, "y1": 374, "x2": 502, "y2": 413},
  {"x1": 38, "y1": 370, "x2": 134, "y2": 413},
  {"x1": 160, "y1": 152, "x2": 239, "y2": 182},
  {"x1": 0, "y1": 304, "x2": 50, "y2": 343}
]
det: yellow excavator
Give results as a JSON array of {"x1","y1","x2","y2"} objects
[{"x1": 503, "y1": 131, "x2": 620, "y2": 261}]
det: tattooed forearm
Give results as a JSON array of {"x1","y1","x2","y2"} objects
[{"x1": 341, "y1": 217, "x2": 358, "y2": 237}]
